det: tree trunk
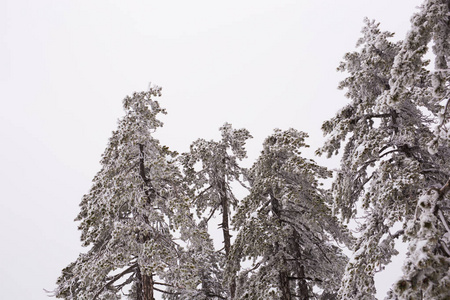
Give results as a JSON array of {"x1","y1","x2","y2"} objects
[
  {"x1": 142, "y1": 273, "x2": 154, "y2": 300},
  {"x1": 292, "y1": 230, "x2": 309, "y2": 300},
  {"x1": 136, "y1": 267, "x2": 154, "y2": 300},
  {"x1": 270, "y1": 193, "x2": 293, "y2": 300},
  {"x1": 220, "y1": 180, "x2": 231, "y2": 257},
  {"x1": 296, "y1": 265, "x2": 309, "y2": 300},
  {"x1": 280, "y1": 268, "x2": 292, "y2": 300},
  {"x1": 219, "y1": 178, "x2": 236, "y2": 298},
  {"x1": 138, "y1": 144, "x2": 156, "y2": 204},
  {"x1": 136, "y1": 144, "x2": 155, "y2": 300}
]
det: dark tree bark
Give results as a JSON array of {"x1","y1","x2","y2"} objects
[
  {"x1": 142, "y1": 273, "x2": 154, "y2": 300},
  {"x1": 280, "y1": 267, "x2": 292, "y2": 300},
  {"x1": 137, "y1": 267, "x2": 154, "y2": 300},
  {"x1": 292, "y1": 230, "x2": 309, "y2": 300},
  {"x1": 219, "y1": 179, "x2": 231, "y2": 257},
  {"x1": 136, "y1": 144, "x2": 155, "y2": 299},
  {"x1": 270, "y1": 193, "x2": 293, "y2": 300},
  {"x1": 219, "y1": 177, "x2": 236, "y2": 299},
  {"x1": 271, "y1": 192, "x2": 311, "y2": 300}
]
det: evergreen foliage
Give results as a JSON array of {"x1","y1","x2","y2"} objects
[
  {"x1": 54, "y1": 1, "x2": 450, "y2": 299},
  {"x1": 180, "y1": 123, "x2": 252, "y2": 299},
  {"x1": 54, "y1": 92, "x2": 348, "y2": 299},
  {"x1": 53, "y1": 88, "x2": 213, "y2": 299},
  {"x1": 319, "y1": 1, "x2": 450, "y2": 298},
  {"x1": 230, "y1": 129, "x2": 351, "y2": 300}
]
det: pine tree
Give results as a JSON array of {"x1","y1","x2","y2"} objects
[
  {"x1": 231, "y1": 129, "x2": 350, "y2": 300},
  {"x1": 180, "y1": 123, "x2": 252, "y2": 299},
  {"x1": 319, "y1": 2, "x2": 450, "y2": 298},
  {"x1": 318, "y1": 20, "x2": 417, "y2": 299},
  {"x1": 383, "y1": 0, "x2": 450, "y2": 298},
  {"x1": 53, "y1": 87, "x2": 209, "y2": 299},
  {"x1": 387, "y1": 184, "x2": 450, "y2": 300}
]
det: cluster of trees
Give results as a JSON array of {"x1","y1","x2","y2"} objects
[
  {"x1": 53, "y1": 0, "x2": 450, "y2": 299},
  {"x1": 52, "y1": 87, "x2": 350, "y2": 300}
]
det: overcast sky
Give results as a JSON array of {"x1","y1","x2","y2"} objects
[{"x1": 1, "y1": 1, "x2": 424, "y2": 299}]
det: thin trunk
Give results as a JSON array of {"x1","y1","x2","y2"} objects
[
  {"x1": 136, "y1": 144, "x2": 155, "y2": 300},
  {"x1": 219, "y1": 178, "x2": 236, "y2": 299},
  {"x1": 292, "y1": 230, "x2": 309, "y2": 300},
  {"x1": 220, "y1": 180, "x2": 231, "y2": 256},
  {"x1": 296, "y1": 265, "x2": 309, "y2": 300},
  {"x1": 136, "y1": 267, "x2": 143, "y2": 300},
  {"x1": 138, "y1": 144, "x2": 156, "y2": 204},
  {"x1": 280, "y1": 269, "x2": 292, "y2": 300},
  {"x1": 270, "y1": 193, "x2": 292, "y2": 300}
]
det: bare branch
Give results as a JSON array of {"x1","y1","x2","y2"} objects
[
  {"x1": 390, "y1": 229, "x2": 405, "y2": 239},
  {"x1": 439, "y1": 240, "x2": 450, "y2": 257},
  {"x1": 288, "y1": 276, "x2": 323, "y2": 283},
  {"x1": 205, "y1": 203, "x2": 219, "y2": 224},
  {"x1": 93, "y1": 264, "x2": 137, "y2": 300},
  {"x1": 438, "y1": 209, "x2": 450, "y2": 235},
  {"x1": 153, "y1": 286, "x2": 181, "y2": 295},
  {"x1": 439, "y1": 178, "x2": 450, "y2": 199}
]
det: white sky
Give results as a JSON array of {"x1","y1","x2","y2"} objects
[{"x1": 1, "y1": 1, "x2": 424, "y2": 299}]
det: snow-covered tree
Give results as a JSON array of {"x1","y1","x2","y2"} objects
[
  {"x1": 53, "y1": 87, "x2": 211, "y2": 299},
  {"x1": 231, "y1": 129, "x2": 350, "y2": 300},
  {"x1": 384, "y1": 0, "x2": 450, "y2": 298},
  {"x1": 318, "y1": 20, "x2": 419, "y2": 299},
  {"x1": 319, "y1": 2, "x2": 450, "y2": 297},
  {"x1": 386, "y1": 183, "x2": 450, "y2": 300},
  {"x1": 180, "y1": 123, "x2": 252, "y2": 299}
]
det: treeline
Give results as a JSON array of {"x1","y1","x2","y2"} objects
[{"x1": 53, "y1": 1, "x2": 450, "y2": 299}]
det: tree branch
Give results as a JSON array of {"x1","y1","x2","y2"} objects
[
  {"x1": 350, "y1": 113, "x2": 392, "y2": 125},
  {"x1": 439, "y1": 178, "x2": 450, "y2": 199},
  {"x1": 153, "y1": 286, "x2": 181, "y2": 295},
  {"x1": 438, "y1": 209, "x2": 450, "y2": 235},
  {"x1": 288, "y1": 276, "x2": 323, "y2": 283},
  {"x1": 205, "y1": 203, "x2": 219, "y2": 224},
  {"x1": 93, "y1": 264, "x2": 137, "y2": 300},
  {"x1": 390, "y1": 229, "x2": 405, "y2": 239}
]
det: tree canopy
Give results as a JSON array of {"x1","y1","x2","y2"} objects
[
  {"x1": 54, "y1": 1, "x2": 450, "y2": 299},
  {"x1": 230, "y1": 129, "x2": 350, "y2": 299},
  {"x1": 319, "y1": 0, "x2": 450, "y2": 299}
]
